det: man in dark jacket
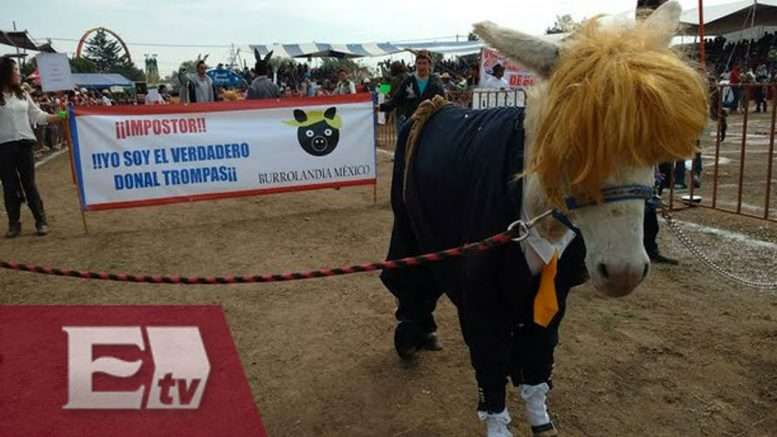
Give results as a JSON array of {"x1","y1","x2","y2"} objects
[
  {"x1": 638, "y1": 0, "x2": 680, "y2": 267},
  {"x1": 378, "y1": 50, "x2": 445, "y2": 124},
  {"x1": 247, "y1": 52, "x2": 280, "y2": 100}
]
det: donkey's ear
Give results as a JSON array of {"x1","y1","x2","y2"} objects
[
  {"x1": 642, "y1": 0, "x2": 683, "y2": 46},
  {"x1": 254, "y1": 48, "x2": 262, "y2": 62},
  {"x1": 324, "y1": 107, "x2": 337, "y2": 120},
  {"x1": 264, "y1": 50, "x2": 274, "y2": 62},
  {"x1": 294, "y1": 109, "x2": 307, "y2": 123},
  {"x1": 473, "y1": 21, "x2": 559, "y2": 78}
]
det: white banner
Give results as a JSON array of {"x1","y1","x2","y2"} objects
[
  {"x1": 36, "y1": 53, "x2": 75, "y2": 92},
  {"x1": 70, "y1": 94, "x2": 376, "y2": 210}
]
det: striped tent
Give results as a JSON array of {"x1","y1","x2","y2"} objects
[
  {"x1": 249, "y1": 41, "x2": 486, "y2": 59},
  {"x1": 249, "y1": 33, "x2": 573, "y2": 59}
]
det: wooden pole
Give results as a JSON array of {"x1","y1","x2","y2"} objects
[
  {"x1": 698, "y1": 0, "x2": 706, "y2": 70},
  {"x1": 62, "y1": 111, "x2": 89, "y2": 235}
]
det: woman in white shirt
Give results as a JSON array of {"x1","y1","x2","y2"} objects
[{"x1": 0, "y1": 57, "x2": 65, "y2": 238}]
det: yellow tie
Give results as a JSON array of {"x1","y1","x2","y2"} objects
[{"x1": 533, "y1": 252, "x2": 559, "y2": 328}]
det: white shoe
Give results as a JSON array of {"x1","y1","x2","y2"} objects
[{"x1": 478, "y1": 409, "x2": 513, "y2": 437}]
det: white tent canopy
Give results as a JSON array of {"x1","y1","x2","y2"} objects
[
  {"x1": 249, "y1": 41, "x2": 486, "y2": 59},
  {"x1": 249, "y1": 34, "x2": 566, "y2": 60},
  {"x1": 680, "y1": 0, "x2": 777, "y2": 35}
]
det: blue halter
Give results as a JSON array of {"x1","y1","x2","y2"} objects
[
  {"x1": 563, "y1": 184, "x2": 655, "y2": 210},
  {"x1": 551, "y1": 184, "x2": 655, "y2": 231}
]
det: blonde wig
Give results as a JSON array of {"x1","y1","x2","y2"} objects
[{"x1": 529, "y1": 18, "x2": 708, "y2": 208}]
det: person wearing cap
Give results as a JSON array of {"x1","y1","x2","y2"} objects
[
  {"x1": 378, "y1": 50, "x2": 445, "y2": 126},
  {"x1": 360, "y1": 78, "x2": 373, "y2": 93},
  {"x1": 334, "y1": 68, "x2": 356, "y2": 95},
  {"x1": 482, "y1": 63, "x2": 509, "y2": 89},
  {"x1": 440, "y1": 72, "x2": 457, "y2": 97},
  {"x1": 100, "y1": 89, "x2": 113, "y2": 106}
]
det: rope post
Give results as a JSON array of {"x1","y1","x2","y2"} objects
[
  {"x1": 371, "y1": 92, "x2": 379, "y2": 206},
  {"x1": 689, "y1": 139, "x2": 697, "y2": 203},
  {"x1": 737, "y1": 85, "x2": 751, "y2": 215},
  {"x1": 766, "y1": 83, "x2": 777, "y2": 219},
  {"x1": 698, "y1": 0, "x2": 706, "y2": 70},
  {"x1": 712, "y1": 83, "x2": 723, "y2": 208},
  {"x1": 63, "y1": 109, "x2": 89, "y2": 235}
]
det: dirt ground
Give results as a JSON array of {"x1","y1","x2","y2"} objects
[{"x1": 1, "y1": 152, "x2": 776, "y2": 437}]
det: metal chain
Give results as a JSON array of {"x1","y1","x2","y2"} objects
[{"x1": 661, "y1": 210, "x2": 777, "y2": 290}]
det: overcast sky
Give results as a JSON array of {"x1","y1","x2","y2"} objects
[{"x1": 5, "y1": 0, "x2": 734, "y2": 76}]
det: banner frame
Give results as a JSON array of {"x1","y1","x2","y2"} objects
[{"x1": 67, "y1": 94, "x2": 378, "y2": 213}]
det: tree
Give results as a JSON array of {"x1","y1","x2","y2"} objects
[
  {"x1": 112, "y1": 63, "x2": 145, "y2": 82},
  {"x1": 81, "y1": 28, "x2": 145, "y2": 81},
  {"x1": 317, "y1": 58, "x2": 364, "y2": 80},
  {"x1": 20, "y1": 59, "x2": 36, "y2": 78},
  {"x1": 546, "y1": 14, "x2": 580, "y2": 34},
  {"x1": 269, "y1": 57, "x2": 298, "y2": 74},
  {"x1": 83, "y1": 29, "x2": 124, "y2": 72},
  {"x1": 70, "y1": 57, "x2": 97, "y2": 74}
]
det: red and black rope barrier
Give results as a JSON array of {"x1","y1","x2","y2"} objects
[{"x1": 0, "y1": 229, "x2": 517, "y2": 285}]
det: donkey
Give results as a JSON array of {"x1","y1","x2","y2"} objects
[{"x1": 380, "y1": 2, "x2": 707, "y2": 436}]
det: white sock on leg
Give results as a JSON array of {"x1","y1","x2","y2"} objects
[{"x1": 519, "y1": 383, "x2": 551, "y2": 427}]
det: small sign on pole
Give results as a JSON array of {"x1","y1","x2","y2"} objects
[{"x1": 36, "y1": 53, "x2": 75, "y2": 92}]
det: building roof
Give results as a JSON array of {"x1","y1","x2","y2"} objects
[{"x1": 0, "y1": 30, "x2": 56, "y2": 52}]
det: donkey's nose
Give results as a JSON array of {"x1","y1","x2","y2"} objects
[
  {"x1": 597, "y1": 262, "x2": 648, "y2": 297},
  {"x1": 598, "y1": 263, "x2": 609, "y2": 279}
]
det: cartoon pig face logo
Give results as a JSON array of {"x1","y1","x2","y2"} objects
[{"x1": 284, "y1": 107, "x2": 341, "y2": 157}]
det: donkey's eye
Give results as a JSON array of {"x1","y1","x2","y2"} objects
[
  {"x1": 324, "y1": 129, "x2": 333, "y2": 136},
  {"x1": 305, "y1": 130, "x2": 314, "y2": 138}
]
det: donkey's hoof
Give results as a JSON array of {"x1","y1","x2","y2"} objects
[
  {"x1": 421, "y1": 332, "x2": 443, "y2": 351},
  {"x1": 531, "y1": 422, "x2": 558, "y2": 437},
  {"x1": 394, "y1": 322, "x2": 420, "y2": 360}
]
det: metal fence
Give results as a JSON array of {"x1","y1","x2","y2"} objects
[
  {"x1": 668, "y1": 83, "x2": 777, "y2": 224},
  {"x1": 33, "y1": 123, "x2": 66, "y2": 153}
]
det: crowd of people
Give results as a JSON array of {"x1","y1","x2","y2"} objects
[
  {"x1": 15, "y1": 52, "x2": 486, "y2": 115},
  {"x1": 704, "y1": 32, "x2": 777, "y2": 74},
  {"x1": 700, "y1": 33, "x2": 777, "y2": 113}
]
